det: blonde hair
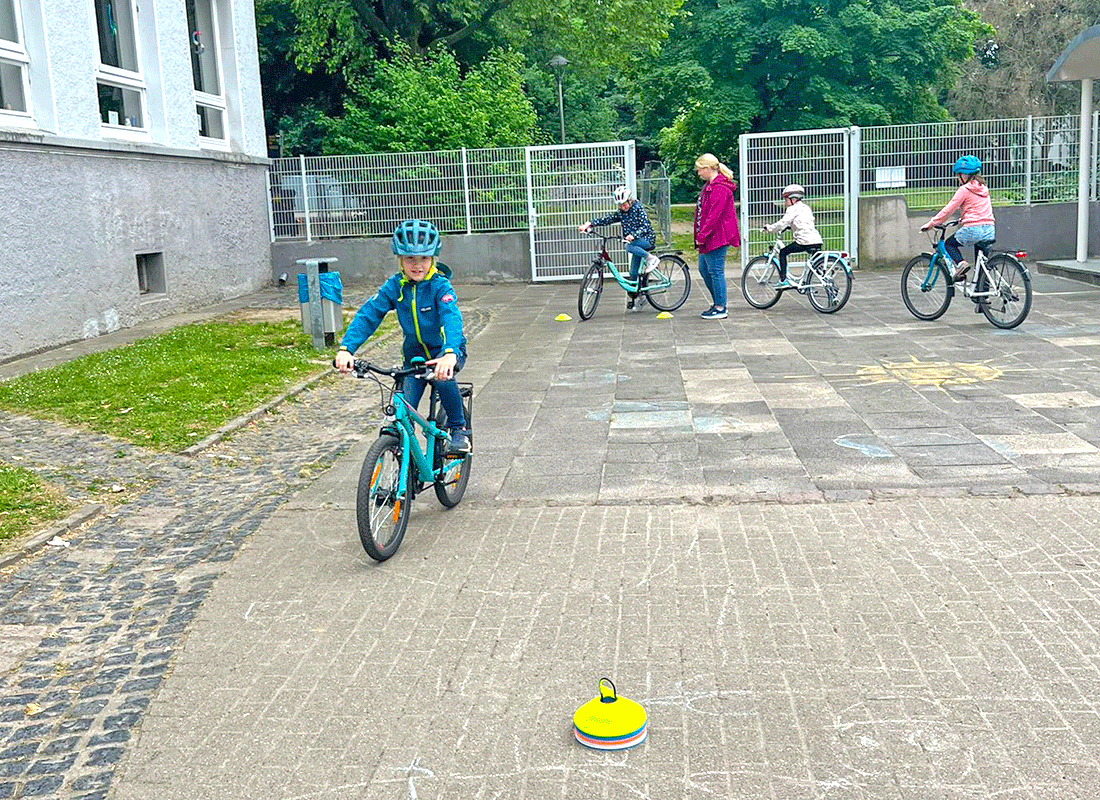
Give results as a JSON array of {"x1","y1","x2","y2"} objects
[{"x1": 695, "y1": 153, "x2": 734, "y2": 180}]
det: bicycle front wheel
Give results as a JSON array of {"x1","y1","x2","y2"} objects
[
  {"x1": 806, "y1": 256, "x2": 853, "y2": 314},
  {"x1": 577, "y1": 262, "x2": 604, "y2": 320},
  {"x1": 979, "y1": 254, "x2": 1032, "y2": 329},
  {"x1": 433, "y1": 405, "x2": 472, "y2": 508},
  {"x1": 357, "y1": 435, "x2": 412, "y2": 561},
  {"x1": 741, "y1": 256, "x2": 782, "y2": 309},
  {"x1": 641, "y1": 255, "x2": 691, "y2": 311},
  {"x1": 901, "y1": 255, "x2": 952, "y2": 321}
]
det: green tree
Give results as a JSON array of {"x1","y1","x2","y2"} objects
[
  {"x1": 642, "y1": 0, "x2": 990, "y2": 194},
  {"x1": 322, "y1": 47, "x2": 538, "y2": 152}
]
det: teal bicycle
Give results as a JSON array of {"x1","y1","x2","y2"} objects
[
  {"x1": 345, "y1": 358, "x2": 473, "y2": 561},
  {"x1": 901, "y1": 220, "x2": 1032, "y2": 329},
  {"x1": 577, "y1": 229, "x2": 691, "y2": 319}
]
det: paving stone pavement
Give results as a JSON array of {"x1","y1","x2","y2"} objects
[{"x1": 5, "y1": 269, "x2": 1100, "y2": 798}]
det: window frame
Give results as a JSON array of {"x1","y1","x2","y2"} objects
[
  {"x1": 92, "y1": 0, "x2": 150, "y2": 140},
  {"x1": 0, "y1": 0, "x2": 33, "y2": 125},
  {"x1": 188, "y1": 0, "x2": 229, "y2": 149}
]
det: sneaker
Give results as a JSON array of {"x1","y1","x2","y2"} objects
[
  {"x1": 626, "y1": 298, "x2": 635, "y2": 311},
  {"x1": 643, "y1": 253, "x2": 661, "y2": 273},
  {"x1": 446, "y1": 428, "x2": 471, "y2": 456},
  {"x1": 700, "y1": 307, "x2": 728, "y2": 320},
  {"x1": 775, "y1": 279, "x2": 792, "y2": 290},
  {"x1": 953, "y1": 260, "x2": 970, "y2": 280},
  {"x1": 635, "y1": 293, "x2": 648, "y2": 310}
]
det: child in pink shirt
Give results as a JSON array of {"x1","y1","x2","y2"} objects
[{"x1": 920, "y1": 155, "x2": 995, "y2": 280}]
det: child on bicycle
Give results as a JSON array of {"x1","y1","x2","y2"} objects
[
  {"x1": 920, "y1": 155, "x2": 995, "y2": 281},
  {"x1": 762, "y1": 183, "x2": 823, "y2": 290},
  {"x1": 578, "y1": 185, "x2": 660, "y2": 311},
  {"x1": 334, "y1": 219, "x2": 470, "y2": 455}
]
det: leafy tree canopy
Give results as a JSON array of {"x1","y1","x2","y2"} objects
[{"x1": 321, "y1": 47, "x2": 538, "y2": 152}]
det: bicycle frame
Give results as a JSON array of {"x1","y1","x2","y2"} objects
[
  {"x1": 587, "y1": 231, "x2": 672, "y2": 293},
  {"x1": 758, "y1": 237, "x2": 852, "y2": 285}
]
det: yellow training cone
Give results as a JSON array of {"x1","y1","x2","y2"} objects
[
  {"x1": 655, "y1": 312, "x2": 673, "y2": 319},
  {"x1": 555, "y1": 313, "x2": 572, "y2": 321},
  {"x1": 573, "y1": 678, "x2": 647, "y2": 750}
]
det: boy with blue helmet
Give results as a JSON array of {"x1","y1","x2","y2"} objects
[
  {"x1": 335, "y1": 220, "x2": 470, "y2": 454},
  {"x1": 921, "y1": 155, "x2": 996, "y2": 281}
]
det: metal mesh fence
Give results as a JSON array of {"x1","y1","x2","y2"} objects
[
  {"x1": 638, "y1": 161, "x2": 672, "y2": 248},
  {"x1": 861, "y1": 115, "x2": 1090, "y2": 210}
]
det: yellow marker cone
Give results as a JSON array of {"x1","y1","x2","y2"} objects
[
  {"x1": 573, "y1": 678, "x2": 647, "y2": 750},
  {"x1": 655, "y1": 312, "x2": 673, "y2": 319},
  {"x1": 555, "y1": 313, "x2": 572, "y2": 321}
]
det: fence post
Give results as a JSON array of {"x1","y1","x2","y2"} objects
[
  {"x1": 738, "y1": 133, "x2": 748, "y2": 268},
  {"x1": 299, "y1": 154, "x2": 312, "y2": 243},
  {"x1": 265, "y1": 169, "x2": 276, "y2": 243},
  {"x1": 461, "y1": 148, "x2": 473, "y2": 235},
  {"x1": 1025, "y1": 116, "x2": 1033, "y2": 205},
  {"x1": 524, "y1": 146, "x2": 537, "y2": 281},
  {"x1": 1093, "y1": 110, "x2": 1099, "y2": 201},
  {"x1": 848, "y1": 126, "x2": 860, "y2": 265}
]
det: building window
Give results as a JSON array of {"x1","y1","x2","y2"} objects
[
  {"x1": 94, "y1": 0, "x2": 147, "y2": 133},
  {"x1": 0, "y1": 0, "x2": 30, "y2": 117},
  {"x1": 136, "y1": 252, "x2": 165, "y2": 295},
  {"x1": 187, "y1": 0, "x2": 226, "y2": 145}
]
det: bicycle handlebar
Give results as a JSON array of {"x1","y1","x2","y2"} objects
[{"x1": 333, "y1": 359, "x2": 435, "y2": 381}]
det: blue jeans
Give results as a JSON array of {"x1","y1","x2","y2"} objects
[
  {"x1": 946, "y1": 224, "x2": 995, "y2": 265},
  {"x1": 403, "y1": 358, "x2": 467, "y2": 430},
  {"x1": 624, "y1": 238, "x2": 654, "y2": 287},
  {"x1": 698, "y1": 246, "x2": 729, "y2": 308}
]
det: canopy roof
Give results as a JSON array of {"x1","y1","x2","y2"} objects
[{"x1": 1049, "y1": 25, "x2": 1100, "y2": 82}]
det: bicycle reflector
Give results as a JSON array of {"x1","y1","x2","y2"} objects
[
  {"x1": 840, "y1": 252, "x2": 849, "y2": 258},
  {"x1": 1015, "y1": 251, "x2": 1028, "y2": 259}
]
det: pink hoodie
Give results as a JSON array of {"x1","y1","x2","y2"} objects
[{"x1": 928, "y1": 180, "x2": 995, "y2": 229}]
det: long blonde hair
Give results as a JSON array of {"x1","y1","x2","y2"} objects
[{"x1": 695, "y1": 153, "x2": 734, "y2": 180}]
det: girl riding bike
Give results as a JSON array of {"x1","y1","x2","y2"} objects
[
  {"x1": 920, "y1": 155, "x2": 995, "y2": 281},
  {"x1": 762, "y1": 183, "x2": 823, "y2": 290},
  {"x1": 579, "y1": 186, "x2": 660, "y2": 311}
]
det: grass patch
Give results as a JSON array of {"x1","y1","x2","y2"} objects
[
  {"x1": 0, "y1": 315, "x2": 393, "y2": 451},
  {"x1": 671, "y1": 204, "x2": 695, "y2": 223},
  {"x1": 0, "y1": 464, "x2": 72, "y2": 544}
]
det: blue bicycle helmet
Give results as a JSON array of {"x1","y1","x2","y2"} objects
[
  {"x1": 392, "y1": 219, "x2": 441, "y2": 256},
  {"x1": 953, "y1": 155, "x2": 982, "y2": 175}
]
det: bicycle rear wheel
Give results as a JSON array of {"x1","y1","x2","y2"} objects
[
  {"x1": 357, "y1": 434, "x2": 412, "y2": 561},
  {"x1": 641, "y1": 255, "x2": 690, "y2": 311},
  {"x1": 577, "y1": 261, "x2": 604, "y2": 320},
  {"x1": 433, "y1": 396, "x2": 473, "y2": 508},
  {"x1": 805, "y1": 256, "x2": 853, "y2": 314},
  {"x1": 741, "y1": 256, "x2": 782, "y2": 309},
  {"x1": 901, "y1": 255, "x2": 952, "y2": 321},
  {"x1": 978, "y1": 254, "x2": 1032, "y2": 329}
]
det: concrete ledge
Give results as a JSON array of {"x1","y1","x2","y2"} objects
[
  {"x1": 0, "y1": 503, "x2": 105, "y2": 569},
  {"x1": 1036, "y1": 258, "x2": 1100, "y2": 286}
]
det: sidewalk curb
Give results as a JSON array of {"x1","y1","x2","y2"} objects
[{"x1": 0, "y1": 502, "x2": 105, "y2": 569}]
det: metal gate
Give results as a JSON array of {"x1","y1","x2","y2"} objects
[
  {"x1": 526, "y1": 141, "x2": 636, "y2": 281},
  {"x1": 738, "y1": 127, "x2": 859, "y2": 267}
]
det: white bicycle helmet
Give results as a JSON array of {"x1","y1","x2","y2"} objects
[
  {"x1": 613, "y1": 185, "x2": 632, "y2": 204},
  {"x1": 782, "y1": 183, "x2": 806, "y2": 199}
]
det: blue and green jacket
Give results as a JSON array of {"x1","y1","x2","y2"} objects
[{"x1": 340, "y1": 265, "x2": 467, "y2": 365}]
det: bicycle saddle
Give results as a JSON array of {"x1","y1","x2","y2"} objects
[{"x1": 976, "y1": 240, "x2": 996, "y2": 254}]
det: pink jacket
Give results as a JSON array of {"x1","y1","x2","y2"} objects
[
  {"x1": 928, "y1": 181, "x2": 995, "y2": 229},
  {"x1": 694, "y1": 173, "x2": 740, "y2": 254}
]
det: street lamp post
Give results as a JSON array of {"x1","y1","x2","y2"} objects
[{"x1": 549, "y1": 55, "x2": 568, "y2": 145}]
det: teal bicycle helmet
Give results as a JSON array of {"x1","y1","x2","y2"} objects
[
  {"x1": 953, "y1": 155, "x2": 982, "y2": 175},
  {"x1": 392, "y1": 220, "x2": 441, "y2": 256}
]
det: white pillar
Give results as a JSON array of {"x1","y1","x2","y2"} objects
[{"x1": 1078, "y1": 79, "x2": 1093, "y2": 262}]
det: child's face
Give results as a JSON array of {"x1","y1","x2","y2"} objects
[
  {"x1": 618, "y1": 201, "x2": 631, "y2": 212},
  {"x1": 400, "y1": 255, "x2": 433, "y2": 281}
]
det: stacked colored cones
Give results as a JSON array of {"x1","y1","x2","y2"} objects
[{"x1": 572, "y1": 678, "x2": 648, "y2": 750}]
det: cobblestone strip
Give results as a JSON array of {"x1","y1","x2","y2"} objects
[{"x1": 0, "y1": 310, "x2": 488, "y2": 799}]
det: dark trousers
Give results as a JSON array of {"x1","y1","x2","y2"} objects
[
  {"x1": 402, "y1": 360, "x2": 467, "y2": 430},
  {"x1": 778, "y1": 242, "x2": 821, "y2": 280}
]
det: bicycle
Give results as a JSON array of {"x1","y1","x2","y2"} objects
[
  {"x1": 740, "y1": 232, "x2": 853, "y2": 313},
  {"x1": 341, "y1": 358, "x2": 473, "y2": 562},
  {"x1": 900, "y1": 220, "x2": 1032, "y2": 329},
  {"x1": 577, "y1": 229, "x2": 691, "y2": 320}
]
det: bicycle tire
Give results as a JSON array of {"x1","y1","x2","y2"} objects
[
  {"x1": 577, "y1": 261, "x2": 604, "y2": 320},
  {"x1": 433, "y1": 402, "x2": 472, "y2": 508},
  {"x1": 741, "y1": 256, "x2": 782, "y2": 309},
  {"x1": 641, "y1": 255, "x2": 690, "y2": 312},
  {"x1": 979, "y1": 254, "x2": 1032, "y2": 329},
  {"x1": 356, "y1": 434, "x2": 413, "y2": 562},
  {"x1": 805, "y1": 255, "x2": 853, "y2": 314},
  {"x1": 901, "y1": 254, "x2": 952, "y2": 321}
]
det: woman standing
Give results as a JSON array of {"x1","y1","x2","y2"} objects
[{"x1": 693, "y1": 154, "x2": 741, "y2": 319}]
